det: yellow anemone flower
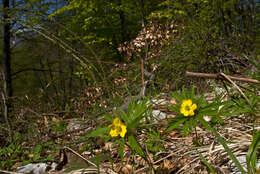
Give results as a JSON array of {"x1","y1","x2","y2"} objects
[
  {"x1": 119, "y1": 124, "x2": 127, "y2": 138},
  {"x1": 180, "y1": 99, "x2": 197, "y2": 116},
  {"x1": 109, "y1": 118, "x2": 127, "y2": 138}
]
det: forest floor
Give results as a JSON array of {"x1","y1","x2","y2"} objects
[{"x1": 2, "y1": 89, "x2": 258, "y2": 174}]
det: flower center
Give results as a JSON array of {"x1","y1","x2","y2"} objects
[
  {"x1": 185, "y1": 105, "x2": 190, "y2": 111},
  {"x1": 117, "y1": 126, "x2": 122, "y2": 132}
]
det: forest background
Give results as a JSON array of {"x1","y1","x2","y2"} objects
[{"x1": 0, "y1": 0, "x2": 260, "y2": 172}]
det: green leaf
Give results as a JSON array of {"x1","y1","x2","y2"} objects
[
  {"x1": 246, "y1": 130, "x2": 260, "y2": 174},
  {"x1": 104, "y1": 113, "x2": 113, "y2": 122},
  {"x1": 198, "y1": 117, "x2": 246, "y2": 174},
  {"x1": 197, "y1": 150, "x2": 216, "y2": 174},
  {"x1": 127, "y1": 100, "x2": 151, "y2": 128},
  {"x1": 183, "y1": 119, "x2": 191, "y2": 136},
  {"x1": 244, "y1": 55, "x2": 260, "y2": 71},
  {"x1": 86, "y1": 127, "x2": 109, "y2": 138},
  {"x1": 170, "y1": 91, "x2": 182, "y2": 103},
  {"x1": 127, "y1": 99, "x2": 136, "y2": 116},
  {"x1": 181, "y1": 86, "x2": 187, "y2": 99},
  {"x1": 13, "y1": 132, "x2": 21, "y2": 142},
  {"x1": 165, "y1": 117, "x2": 187, "y2": 132},
  {"x1": 119, "y1": 139, "x2": 126, "y2": 163},
  {"x1": 33, "y1": 153, "x2": 40, "y2": 161},
  {"x1": 191, "y1": 86, "x2": 195, "y2": 98},
  {"x1": 130, "y1": 111, "x2": 147, "y2": 128},
  {"x1": 128, "y1": 134, "x2": 145, "y2": 158},
  {"x1": 118, "y1": 108, "x2": 129, "y2": 124},
  {"x1": 132, "y1": 100, "x2": 150, "y2": 120}
]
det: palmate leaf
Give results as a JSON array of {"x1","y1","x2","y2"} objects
[
  {"x1": 130, "y1": 108, "x2": 150, "y2": 128},
  {"x1": 133, "y1": 99, "x2": 151, "y2": 118},
  {"x1": 246, "y1": 130, "x2": 260, "y2": 174},
  {"x1": 128, "y1": 100, "x2": 152, "y2": 129},
  {"x1": 128, "y1": 134, "x2": 145, "y2": 158}
]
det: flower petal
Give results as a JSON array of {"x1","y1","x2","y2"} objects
[
  {"x1": 183, "y1": 110, "x2": 189, "y2": 116},
  {"x1": 113, "y1": 118, "x2": 121, "y2": 125},
  {"x1": 186, "y1": 99, "x2": 192, "y2": 106},
  {"x1": 110, "y1": 128, "x2": 119, "y2": 137},
  {"x1": 189, "y1": 110, "x2": 195, "y2": 116},
  {"x1": 180, "y1": 99, "x2": 197, "y2": 116},
  {"x1": 180, "y1": 107, "x2": 186, "y2": 114},
  {"x1": 119, "y1": 124, "x2": 127, "y2": 138},
  {"x1": 191, "y1": 104, "x2": 197, "y2": 110}
]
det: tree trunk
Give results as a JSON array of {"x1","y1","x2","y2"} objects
[{"x1": 2, "y1": 0, "x2": 12, "y2": 130}]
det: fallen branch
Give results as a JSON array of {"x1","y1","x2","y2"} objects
[
  {"x1": 185, "y1": 71, "x2": 259, "y2": 84},
  {"x1": 220, "y1": 72, "x2": 252, "y2": 107},
  {"x1": 0, "y1": 170, "x2": 23, "y2": 174}
]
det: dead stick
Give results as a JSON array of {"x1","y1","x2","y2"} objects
[
  {"x1": 185, "y1": 71, "x2": 259, "y2": 84},
  {"x1": 64, "y1": 146, "x2": 97, "y2": 167},
  {"x1": 0, "y1": 170, "x2": 24, "y2": 174},
  {"x1": 219, "y1": 73, "x2": 252, "y2": 107}
]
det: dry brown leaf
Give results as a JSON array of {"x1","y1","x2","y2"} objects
[
  {"x1": 170, "y1": 98, "x2": 177, "y2": 105},
  {"x1": 121, "y1": 164, "x2": 133, "y2": 174}
]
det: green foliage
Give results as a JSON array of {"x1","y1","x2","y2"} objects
[
  {"x1": 0, "y1": 133, "x2": 23, "y2": 169},
  {"x1": 166, "y1": 86, "x2": 226, "y2": 135},
  {"x1": 86, "y1": 99, "x2": 156, "y2": 167},
  {"x1": 230, "y1": 90, "x2": 260, "y2": 116},
  {"x1": 118, "y1": 139, "x2": 126, "y2": 163},
  {"x1": 165, "y1": 85, "x2": 260, "y2": 173},
  {"x1": 30, "y1": 144, "x2": 42, "y2": 161},
  {"x1": 128, "y1": 134, "x2": 145, "y2": 158},
  {"x1": 0, "y1": 132, "x2": 45, "y2": 169},
  {"x1": 153, "y1": 0, "x2": 258, "y2": 90},
  {"x1": 196, "y1": 150, "x2": 217, "y2": 174},
  {"x1": 144, "y1": 129, "x2": 165, "y2": 153},
  {"x1": 167, "y1": 83, "x2": 260, "y2": 174},
  {"x1": 246, "y1": 130, "x2": 260, "y2": 174},
  {"x1": 1, "y1": 0, "x2": 259, "y2": 171},
  {"x1": 50, "y1": 0, "x2": 141, "y2": 47},
  {"x1": 52, "y1": 120, "x2": 67, "y2": 133},
  {"x1": 0, "y1": 130, "x2": 62, "y2": 170},
  {"x1": 85, "y1": 127, "x2": 110, "y2": 138}
]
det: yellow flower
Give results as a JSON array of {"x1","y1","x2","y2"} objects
[
  {"x1": 180, "y1": 99, "x2": 197, "y2": 116},
  {"x1": 112, "y1": 117, "x2": 121, "y2": 125},
  {"x1": 109, "y1": 118, "x2": 127, "y2": 138}
]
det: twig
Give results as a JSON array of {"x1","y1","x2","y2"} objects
[
  {"x1": 0, "y1": 170, "x2": 24, "y2": 174},
  {"x1": 185, "y1": 71, "x2": 259, "y2": 84},
  {"x1": 64, "y1": 146, "x2": 97, "y2": 167},
  {"x1": 219, "y1": 73, "x2": 252, "y2": 107},
  {"x1": 64, "y1": 146, "x2": 117, "y2": 174},
  {"x1": 175, "y1": 157, "x2": 201, "y2": 174}
]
